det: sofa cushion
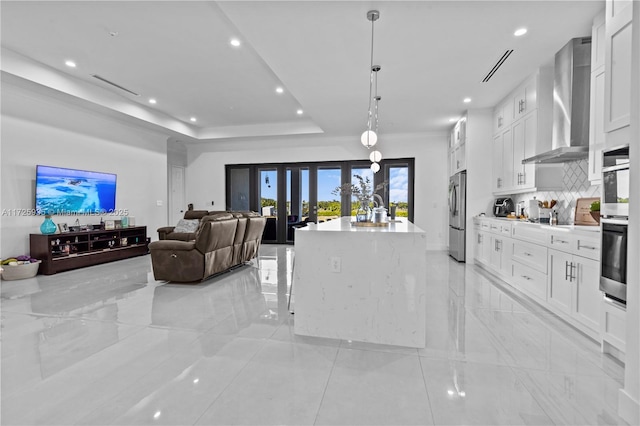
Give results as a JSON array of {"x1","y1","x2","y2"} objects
[{"x1": 173, "y1": 218, "x2": 199, "y2": 233}]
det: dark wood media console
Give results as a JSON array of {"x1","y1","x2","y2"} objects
[{"x1": 30, "y1": 226, "x2": 148, "y2": 275}]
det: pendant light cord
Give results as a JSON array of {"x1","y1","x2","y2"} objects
[{"x1": 366, "y1": 17, "x2": 375, "y2": 131}]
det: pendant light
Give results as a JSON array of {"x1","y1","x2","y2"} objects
[{"x1": 361, "y1": 10, "x2": 381, "y2": 151}]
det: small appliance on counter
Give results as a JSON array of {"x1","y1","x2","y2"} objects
[
  {"x1": 528, "y1": 199, "x2": 540, "y2": 221},
  {"x1": 494, "y1": 198, "x2": 514, "y2": 217}
]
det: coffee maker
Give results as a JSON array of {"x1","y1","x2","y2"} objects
[{"x1": 494, "y1": 197, "x2": 515, "y2": 217}]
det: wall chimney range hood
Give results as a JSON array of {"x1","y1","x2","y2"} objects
[{"x1": 522, "y1": 37, "x2": 592, "y2": 164}]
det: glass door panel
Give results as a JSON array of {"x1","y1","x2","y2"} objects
[
  {"x1": 285, "y1": 167, "x2": 310, "y2": 242},
  {"x1": 228, "y1": 168, "x2": 250, "y2": 211},
  {"x1": 316, "y1": 167, "x2": 341, "y2": 223},
  {"x1": 388, "y1": 166, "x2": 409, "y2": 217},
  {"x1": 259, "y1": 168, "x2": 278, "y2": 241},
  {"x1": 301, "y1": 168, "x2": 310, "y2": 220},
  {"x1": 350, "y1": 166, "x2": 375, "y2": 216}
]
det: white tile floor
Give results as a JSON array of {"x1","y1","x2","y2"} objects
[{"x1": 0, "y1": 246, "x2": 628, "y2": 425}]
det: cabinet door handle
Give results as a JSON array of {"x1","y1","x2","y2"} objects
[
  {"x1": 552, "y1": 236, "x2": 568, "y2": 244},
  {"x1": 569, "y1": 262, "x2": 576, "y2": 282},
  {"x1": 565, "y1": 260, "x2": 570, "y2": 281},
  {"x1": 521, "y1": 275, "x2": 532, "y2": 281},
  {"x1": 524, "y1": 252, "x2": 532, "y2": 257},
  {"x1": 578, "y1": 243, "x2": 597, "y2": 250}
]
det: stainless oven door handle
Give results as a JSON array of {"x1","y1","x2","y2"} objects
[
  {"x1": 601, "y1": 217, "x2": 629, "y2": 225},
  {"x1": 601, "y1": 163, "x2": 629, "y2": 173}
]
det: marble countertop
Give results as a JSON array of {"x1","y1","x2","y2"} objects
[
  {"x1": 299, "y1": 216, "x2": 425, "y2": 234},
  {"x1": 475, "y1": 216, "x2": 600, "y2": 233}
]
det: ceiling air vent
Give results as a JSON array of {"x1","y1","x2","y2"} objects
[
  {"x1": 482, "y1": 50, "x2": 514, "y2": 82},
  {"x1": 91, "y1": 74, "x2": 140, "y2": 96}
]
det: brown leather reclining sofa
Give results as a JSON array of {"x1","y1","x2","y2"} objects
[
  {"x1": 157, "y1": 210, "x2": 211, "y2": 241},
  {"x1": 149, "y1": 212, "x2": 266, "y2": 283}
]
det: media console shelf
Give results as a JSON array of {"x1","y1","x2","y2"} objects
[{"x1": 30, "y1": 226, "x2": 148, "y2": 275}]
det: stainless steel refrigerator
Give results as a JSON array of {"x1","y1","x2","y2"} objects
[{"x1": 448, "y1": 171, "x2": 466, "y2": 262}]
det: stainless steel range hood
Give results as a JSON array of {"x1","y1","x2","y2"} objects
[{"x1": 522, "y1": 37, "x2": 592, "y2": 164}]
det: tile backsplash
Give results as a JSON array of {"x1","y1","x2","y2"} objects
[{"x1": 511, "y1": 160, "x2": 601, "y2": 225}]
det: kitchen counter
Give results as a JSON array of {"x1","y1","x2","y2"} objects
[
  {"x1": 293, "y1": 217, "x2": 427, "y2": 348},
  {"x1": 475, "y1": 216, "x2": 601, "y2": 233}
]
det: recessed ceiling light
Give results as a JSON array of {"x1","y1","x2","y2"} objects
[
  {"x1": 449, "y1": 118, "x2": 458, "y2": 122},
  {"x1": 514, "y1": 28, "x2": 527, "y2": 37},
  {"x1": 230, "y1": 38, "x2": 241, "y2": 47},
  {"x1": 296, "y1": 109, "x2": 303, "y2": 115},
  {"x1": 276, "y1": 87, "x2": 284, "y2": 94},
  {"x1": 190, "y1": 117, "x2": 197, "y2": 122},
  {"x1": 149, "y1": 98, "x2": 157, "y2": 104},
  {"x1": 65, "y1": 60, "x2": 76, "y2": 68},
  {"x1": 463, "y1": 97, "x2": 472, "y2": 103}
]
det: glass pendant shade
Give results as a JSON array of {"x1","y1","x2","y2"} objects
[
  {"x1": 369, "y1": 150, "x2": 382, "y2": 163},
  {"x1": 360, "y1": 130, "x2": 378, "y2": 148},
  {"x1": 370, "y1": 162, "x2": 381, "y2": 173}
]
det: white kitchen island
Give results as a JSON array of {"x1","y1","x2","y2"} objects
[{"x1": 293, "y1": 217, "x2": 427, "y2": 348}]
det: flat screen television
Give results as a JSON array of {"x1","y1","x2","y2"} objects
[{"x1": 35, "y1": 165, "x2": 117, "y2": 215}]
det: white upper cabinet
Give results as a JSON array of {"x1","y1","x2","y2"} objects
[
  {"x1": 493, "y1": 99, "x2": 513, "y2": 135},
  {"x1": 589, "y1": 10, "x2": 606, "y2": 184},
  {"x1": 492, "y1": 67, "x2": 561, "y2": 195},
  {"x1": 512, "y1": 78, "x2": 537, "y2": 121},
  {"x1": 449, "y1": 115, "x2": 467, "y2": 176},
  {"x1": 604, "y1": 0, "x2": 633, "y2": 134}
]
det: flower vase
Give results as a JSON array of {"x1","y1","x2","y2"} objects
[
  {"x1": 40, "y1": 216, "x2": 57, "y2": 234},
  {"x1": 356, "y1": 202, "x2": 371, "y2": 222}
]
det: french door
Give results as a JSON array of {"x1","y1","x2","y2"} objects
[{"x1": 226, "y1": 158, "x2": 414, "y2": 244}]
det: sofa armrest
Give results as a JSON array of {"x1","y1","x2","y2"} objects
[
  {"x1": 149, "y1": 240, "x2": 196, "y2": 251},
  {"x1": 157, "y1": 226, "x2": 176, "y2": 240}
]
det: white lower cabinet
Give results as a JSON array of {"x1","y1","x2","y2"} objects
[
  {"x1": 512, "y1": 260, "x2": 547, "y2": 302},
  {"x1": 474, "y1": 218, "x2": 608, "y2": 345},
  {"x1": 548, "y1": 249, "x2": 601, "y2": 337},
  {"x1": 548, "y1": 249, "x2": 574, "y2": 314},
  {"x1": 489, "y1": 235, "x2": 512, "y2": 277},
  {"x1": 480, "y1": 231, "x2": 491, "y2": 265},
  {"x1": 474, "y1": 226, "x2": 491, "y2": 266},
  {"x1": 574, "y1": 258, "x2": 600, "y2": 332},
  {"x1": 601, "y1": 297, "x2": 626, "y2": 358}
]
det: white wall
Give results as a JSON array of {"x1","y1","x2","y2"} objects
[
  {"x1": 186, "y1": 132, "x2": 449, "y2": 250},
  {"x1": 0, "y1": 80, "x2": 169, "y2": 257},
  {"x1": 620, "y1": 1, "x2": 639, "y2": 423}
]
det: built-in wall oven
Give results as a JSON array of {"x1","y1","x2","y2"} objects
[
  {"x1": 600, "y1": 218, "x2": 627, "y2": 304},
  {"x1": 599, "y1": 145, "x2": 629, "y2": 305}
]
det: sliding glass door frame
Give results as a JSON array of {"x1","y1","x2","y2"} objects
[{"x1": 226, "y1": 158, "x2": 414, "y2": 243}]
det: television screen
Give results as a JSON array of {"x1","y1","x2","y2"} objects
[{"x1": 35, "y1": 165, "x2": 117, "y2": 215}]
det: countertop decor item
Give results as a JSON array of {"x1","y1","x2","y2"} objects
[
  {"x1": 589, "y1": 200, "x2": 601, "y2": 224},
  {"x1": 575, "y1": 197, "x2": 600, "y2": 225},
  {"x1": 333, "y1": 174, "x2": 387, "y2": 222},
  {"x1": 40, "y1": 214, "x2": 56, "y2": 235}
]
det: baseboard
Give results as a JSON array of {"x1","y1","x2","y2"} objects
[{"x1": 619, "y1": 388, "x2": 640, "y2": 425}]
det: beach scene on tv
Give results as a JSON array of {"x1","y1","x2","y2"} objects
[{"x1": 35, "y1": 165, "x2": 117, "y2": 215}]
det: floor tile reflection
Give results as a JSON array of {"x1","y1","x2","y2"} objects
[{"x1": 1, "y1": 248, "x2": 627, "y2": 425}]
